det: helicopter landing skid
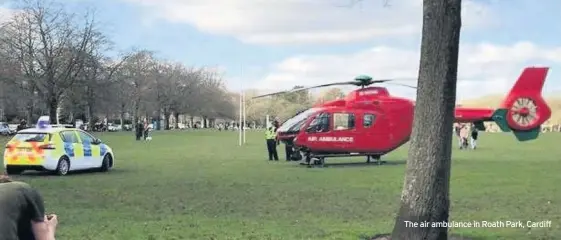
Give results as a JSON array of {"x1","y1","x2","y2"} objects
[
  {"x1": 299, "y1": 157, "x2": 325, "y2": 168},
  {"x1": 299, "y1": 154, "x2": 386, "y2": 168}
]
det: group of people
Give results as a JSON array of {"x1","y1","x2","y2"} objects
[
  {"x1": 264, "y1": 119, "x2": 298, "y2": 161},
  {"x1": 454, "y1": 122, "x2": 479, "y2": 150},
  {"x1": 135, "y1": 120, "x2": 153, "y2": 141}
]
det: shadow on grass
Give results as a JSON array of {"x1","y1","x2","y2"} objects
[
  {"x1": 287, "y1": 160, "x2": 407, "y2": 168},
  {"x1": 19, "y1": 168, "x2": 129, "y2": 177},
  {"x1": 326, "y1": 160, "x2": 406, "y2": 168},
  {"x1": 367, "y1": 233, "x2": 482, "y2": 240}
]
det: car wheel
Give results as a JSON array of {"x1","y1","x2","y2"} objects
[
  {"x1": 99, "y1": 154, "x2": 111, "y2": 172},
  {"x1": 55, "y1": 157, "x2": 70, "y2": 176},
  {"x1": 6, "y1": 167, "x2": 24, "y2": 175}
]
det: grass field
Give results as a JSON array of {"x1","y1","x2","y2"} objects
[{"x1": 1, "y1": 130, "x2": 560, "y2": 240}]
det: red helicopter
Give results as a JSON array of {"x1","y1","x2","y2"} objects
[{"x1": 253, "y1": 67, "x2": 552, "y2": 167}]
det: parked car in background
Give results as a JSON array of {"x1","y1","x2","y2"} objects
[
  {"x1": 0, "y1": 122, "x2": 16, "y2": 136},
  {"x1": 107, "y1": 123, "x2": 121, "y2": 132}
]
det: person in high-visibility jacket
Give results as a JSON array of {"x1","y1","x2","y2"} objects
[{"x1": 265, "y1": 126, "x2": 279, "y2": 161}]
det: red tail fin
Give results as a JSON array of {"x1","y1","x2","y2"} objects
[{"x1": 498, "y1": 67, "x2": 551, "y2": 131}]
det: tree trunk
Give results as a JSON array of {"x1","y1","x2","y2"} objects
[
  {"x1": 164, "y1": 108, "x2": 170, "y2": 130},
  {"x1": 390, "y1": 0, "x2": 462, "y2": 240},
  {"x1": 133, "y1": 99, "x2": 140, "y2": 131},
  {"x1": 157, "y1": 107, "x2": 162, "y2": 130},
  {"x1": 26, "y1": 99, "x2": 34, "y2": 124},
  {"x1": 119, "y1": 103, "x2": 125, "y2": 129},
  {"x1": 87, "y1": 102, "x2": 95, "y2": 130},
  {"x1": 174, "y1": 112, "x2": 180, "y2": 129},
  {"x1": 47, "y1": 96, "x2": 58, "y2": 123}
]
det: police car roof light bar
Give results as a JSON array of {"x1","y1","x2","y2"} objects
[{"x1": 36, "y1": 116, "x2": 51, "y2": 129}]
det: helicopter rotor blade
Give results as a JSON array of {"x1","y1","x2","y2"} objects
[
  {"x1": 251, "y1": 90, "x2": 291, "y2": 99},
  {"x1": 370, "y1": 79, "x2": 393, "y2": 83},
  {"x1": 383, "y1": 82, "x2": 417, "y2": 89},
  {"x1": 252, "y1": 81, "x2": 356, "y2": 99},
  {"x1": 251, "y1": 77, "x2": 417, "y2": 99},
  {"x1": 287, "y1": 81, "x2": 358, "y2": 93}
]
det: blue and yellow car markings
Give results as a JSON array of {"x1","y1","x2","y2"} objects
[
  {"x1": 64, "y1": 142, "x2": 75, "y2": 157},
  {"x1": 83, "y1": 141, "x2": 92, "y2": 157},
  {"x1": 100, "y1": 144, "x2": 107, "y2": 157}
]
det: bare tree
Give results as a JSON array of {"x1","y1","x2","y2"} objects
[
  {"x1": 390, "y1": 0, "x2": 462, "y2": 240},
  {"x1": 168, "y1": 65, "x2": 204, "y2": 129},
  {"x1": 119, "y1": 50, "x2": 157, "y2": 127},
  {"x1": 69, "y1": 51, "x2": 130, "y2": 128},
  {"x1": 0, "y1": 0, "x2": 107, "y2": 122},
  {"x1": 0, "y1": 1, "x2": 301, "y2": 128}
]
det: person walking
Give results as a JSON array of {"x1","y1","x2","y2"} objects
[
  {"x1": 470, "y1": 123, "x2": 479, "y2": 150},
  {"x1": 143, "y1": 120, "x2": 149, "y2": 140},
  {"x1": 145, "y1": 123, "x2": 153, "y2": 140},
  {"x1": 459, "y1": 124, "x2": 469, "y2": 149},
  {"x1": 265, "y1": 126, "x2": 279, "y2": 161},
  {"x1": 0, "y1": 174, "x2": 58, "y2": 240}
]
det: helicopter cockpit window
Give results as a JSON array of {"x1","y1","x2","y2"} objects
[
  {"x1": 307, "y1": 113, "x2": 330, "y2": 133},
  {"x1": 277, "y1": 108, "x2": 320, "y2": 132},
  {"x1": 333, "y1": 113, "x2": 355, "y2": 131},
  {"x1": 363, "y1": 114, "x2": 376, "y2": 128}
]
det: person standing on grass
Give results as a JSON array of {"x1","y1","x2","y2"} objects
[
  {"x1": 265, "y1": 125, "x2": 279, "y2": 161},
  {"x1": 135, "y1": 120, "x2": 144, "y2": 141},
  {"x1": 453, "y1": 122, "x2": 462, "y2": 148},
  {"x1": 0, "y1": 174, "x2": 58, "y2": 240},
  {"x1": 470, "y1": 123, "x2": 479, "y2": 150},
  {"x1": 143, "y1": 119, "x2": 149, "y2": 140},
  {"x1": 459, "y1": 124, "x2": 469, "y2": 149}
]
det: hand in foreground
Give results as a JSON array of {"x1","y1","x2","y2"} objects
[{"x1": 45, "y1": 214, "x2": 58, "y2": 230}]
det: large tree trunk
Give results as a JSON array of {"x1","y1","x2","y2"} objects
[
  {"x1": 133, "y1": 98, "x2": 140, "y2": 131},
  {"x1": 47, "y1": 96, "x2": 58, "y2": 123},
  {"x1": 164, "y1": 108, "x2": 170, "y2": 130},
  {"x1": 87, "y1": 102, "x2": 94, "y2": 130},
  {"x1": 119, "y1": 103, "x2": 125, "y2": 129},
  {"x1": 26, "y1": 99, "x2": 34, "y2": 124},
  {"x1": 157, "y1": 107, "x2": 162, "y2": 130},
  {"x1": 390, "y1": 0, "x2": 462, "y2": 240},
  {"x1": 174, "y1": 112, "x2": 180, "y2": 129}
]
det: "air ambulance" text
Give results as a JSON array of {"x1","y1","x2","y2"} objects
[{"x1": 307, "y1": 136, "x2": 354, "y2": 142}]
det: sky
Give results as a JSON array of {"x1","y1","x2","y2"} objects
[{"x1": 1, "y1": 0, "x2": 560, "y2": 101}]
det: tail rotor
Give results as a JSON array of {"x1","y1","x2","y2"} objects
[{"x1": 491, "y1": 67, "x2": 552, "y2": 141}]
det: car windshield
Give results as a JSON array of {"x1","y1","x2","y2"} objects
[
  {"x1": 277, "y1": 108, "x2": 320, "y2": 132},
  {"x1": 12, "y1": 133, "x2": 50, "y2": 142}
]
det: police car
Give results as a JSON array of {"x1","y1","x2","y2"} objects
[{"x1": 3, "y1": 116, "x2": 115, "y2": 176}]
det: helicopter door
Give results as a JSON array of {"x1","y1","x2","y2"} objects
[
  {"x1": 362, "y1": 112, "x2": 389, "y2": 151},
  {"x1": 331, "y1": 112, "x2": 357, "y2": 150},
  {"x1": 303, "y1": 112, "x2": 331, "y2": 151}
]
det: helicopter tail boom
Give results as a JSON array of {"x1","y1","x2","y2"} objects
[{"x1": 455, "y1": 67, "x2": 551, "y2": 141}]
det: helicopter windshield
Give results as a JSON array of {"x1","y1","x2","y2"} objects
[{"x1": 277, "y1": 108, "x2": 320, "y2": 133}]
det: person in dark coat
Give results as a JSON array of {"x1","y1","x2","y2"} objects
[
  {"x1": 136, "y1": 121, "x2": 144, "y2": 141},
  {"x1": 16, "y1": 119, "x2": 26, "y2": 132}
]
